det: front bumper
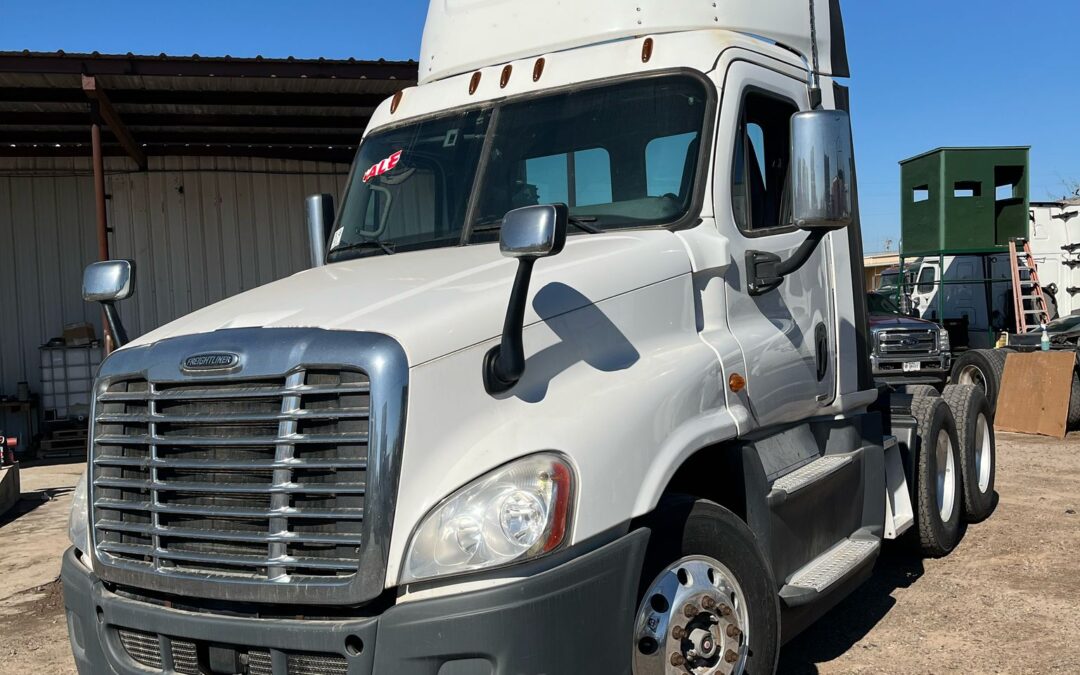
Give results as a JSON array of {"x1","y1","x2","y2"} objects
[
  {"x1": 870, "y1": 352, "x2": 951, "y2": 385},
  {"x1": 63, "y1": 529, "x2": 648, "y2": 675}
]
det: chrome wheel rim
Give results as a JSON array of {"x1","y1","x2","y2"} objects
[
  {"x1": 975, "y1": 413, "x2": 992, "y2": 493},
  {"x1": 957, "y1": 365, "x2": 986, "y2": 391},
  {"x1": 936, "y1": 429, "x2": 957, "y2": 522},
  {"x1": 633, "y1": 555, "x2": 750, "y2": 675}
]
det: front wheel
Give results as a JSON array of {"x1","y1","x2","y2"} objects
[{"x1": 633, "y1": 497, "x2": 779, "y2": 675}]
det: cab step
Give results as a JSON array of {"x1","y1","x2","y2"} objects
[
  {"x1": 779, "y1": 534, "x2": 880, "y2": 607},
  {"x1": 767, "y1": 454, "x2": 852, "y2": 506}
]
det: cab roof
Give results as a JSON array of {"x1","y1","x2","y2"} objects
[{"x1": 418, "y1": 0, "x2": 849, "y2": 85}]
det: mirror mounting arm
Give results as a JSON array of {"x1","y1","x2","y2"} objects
[
  {"x1": 101, "y1": 301, "x2": 129, "y2": 347},
  {"x1": 484, "y1": 258, "x2": 536, "y2": 394},
  {"x1": 746, "y1": 229, "x2": 828, "y2": 296}
]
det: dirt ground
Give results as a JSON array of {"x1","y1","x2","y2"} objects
[{"x1": 0, "y1": 431, "x2": 1077, "y2": 675}]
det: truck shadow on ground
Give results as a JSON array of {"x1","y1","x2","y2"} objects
[{"x1": 777, "y1": 544, "x2": 927, "y2": 674}]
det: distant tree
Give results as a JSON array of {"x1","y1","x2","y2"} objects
[{"x1": 1063, "y1": 178, "x2": 1080, "y2": 200}]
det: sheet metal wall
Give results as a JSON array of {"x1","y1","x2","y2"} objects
[{"x1": 0, "y1": 156, "x2": 348, "y2": 398}]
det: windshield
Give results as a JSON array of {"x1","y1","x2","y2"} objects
[
  {"x1": 328, "y1": 74, "x2": 710, "y2": 261},
  {"x1": 867, "y1": 292, "x2": 902, "y2": 315}
]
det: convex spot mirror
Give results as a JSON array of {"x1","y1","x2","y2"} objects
[
  {"x1": 500, "y1": 203, "x2": 568, "y2": 259},
  {"x1": 82, "y1": 260, "x2": 135, "y2": 303},
  {"x1": 791, "y1": 109, "x2": 855, "y2": 231}
]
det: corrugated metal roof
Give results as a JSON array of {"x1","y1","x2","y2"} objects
[{"x1": 0, "y1": 51, "x2": 418, "y2": 163}]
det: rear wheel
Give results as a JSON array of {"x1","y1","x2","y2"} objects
[
  {"x1": 905, "y1": 384, "x2": 940, "y2": 399},
  {"x1": 951, "y1": 349, "x2": 1010, "y2": 409},
  {"x1": 942, "y1": 384, "x2": 996, "y2": 522},
  {"x1": 910, "y1": 395, "x2": 964, "y2": 557},
  {"x1": 633, "y1": 497, "x2": 778, "y2": 675}
]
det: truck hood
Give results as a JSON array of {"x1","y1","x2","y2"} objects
[
  {"x1": 867, "y1": 313, "x2": 939, "y2": 331},
  {"x1": 129, "y1": 231, "x2": 691, "y2": 365}
]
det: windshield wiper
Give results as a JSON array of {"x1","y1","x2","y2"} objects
[
  {"x1": 471, "y1": 214, "x2": 601, "y2": 234},
  {"x1": 329, "y1": 238, "x2": 397, "y2": 257}
]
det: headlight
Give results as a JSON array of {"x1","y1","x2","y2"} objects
[
  {"x1": 938, "y1": 328, "x2": 950, "y2": 352},
  {"x1": 402, "y1": 453, "x2": 574, "y2": 584},
  {"x1": 68, "y1": 471, "x2": 91, "y2": 561}
]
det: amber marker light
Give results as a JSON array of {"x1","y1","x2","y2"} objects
[{"x1": 728, "y1": 373, "x2": 746, "y2": 393}]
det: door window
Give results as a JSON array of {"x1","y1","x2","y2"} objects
[
  {"x1": 916, "y1": 267, "x2": 937, "y2": 293},
  {"x1": 732, "y1": 92, "x2": 799, "y2": 232}
]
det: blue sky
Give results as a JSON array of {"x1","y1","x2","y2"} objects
[{"x1": 2, "y1": 0, "x2": 1078, "y2": 252}]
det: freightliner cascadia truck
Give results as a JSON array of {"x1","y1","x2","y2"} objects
[{"x1": 64, "y1": 2, "x2": 998, "y2": 673}]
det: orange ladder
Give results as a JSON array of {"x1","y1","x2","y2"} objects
[{"x1": 1009, "y1": 238, "x2": 1051, "y2": 333}]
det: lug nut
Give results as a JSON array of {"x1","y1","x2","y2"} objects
[
  {"x1": 725, "y1": 649, "x2": 739, "y2": 663},
  {"x1": 701, "y1": 596, "x2": 717, "y2": 610},
  {"x1": 719, "y1": 604, "x2": 733, "y2": 618},
  {"x1": 683, "y1": 602, "x2": 698, "y2": 618},
  {"x1": 726, "y1": 624, "x2": 742, "y2": 639},
  {"x1": 670, "y1": 652, "x2": 686, "y2": 667},
  {"x1": 671, "y1": 625, "x2": 686, "y2": 640}
]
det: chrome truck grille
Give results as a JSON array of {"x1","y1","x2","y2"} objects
[
  {"x1": 877, "y1": 329, "x2": 938, "y2": 355},
  {"x1": 92, "y1": 369, "x2": 369, "y2": 580},
  {"x1": 88, "y1": 329, "x2": 408, "y2": 605}
]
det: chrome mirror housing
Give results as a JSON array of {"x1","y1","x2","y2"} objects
[
  {"x1": 82, "y1": 260, "x2": 135, "y2": 303},
  {"x1": 499, "y1": 204, "x2": 568, "y2": 259},
  {"x1": 791, "y1": 109, "x2": 855, "y2": 231}
]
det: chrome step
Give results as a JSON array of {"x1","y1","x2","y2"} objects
[
  {"x1": 770, "y1": 455, "x2": 852, "y2": 496},
  {"x1": 786, "y1": 537, "x2": 880, "y2": 594}
]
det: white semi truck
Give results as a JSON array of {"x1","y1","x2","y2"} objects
[{"x1": 64, "y1": 2, "x2": 998, "y2": 674}]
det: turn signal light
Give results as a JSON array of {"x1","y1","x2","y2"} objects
[
  {"x1": 2, "y1": 436, "x2": 16, "y2": 448},
  {"x1": 728, "y1": 373, "x2": 746, "y2": 393}
]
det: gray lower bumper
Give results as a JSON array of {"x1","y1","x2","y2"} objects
[{"x1": 63, "y1": 529, "x2": 649, "y2": 675}]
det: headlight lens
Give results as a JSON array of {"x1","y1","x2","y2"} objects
[
  {"x1": 938, "y1": 328, "x2": 950, "y2": 352},
  {"x1": 402, "y1": 453, "x2": 573, "y2": 584},
  {"x1": 68, "y1": 471, "x2": 91, "y2": 562}
]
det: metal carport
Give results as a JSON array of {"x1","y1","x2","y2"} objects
[{"x1": 0, "y1": 51, "x2": 416, "y2": 425}]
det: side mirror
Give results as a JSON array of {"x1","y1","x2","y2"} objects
[
  {"x1": 483, "y1": 204, "x2": 568, "y2": 394},
  {"x1": 83, "y1": 259, "x2": 134, "y2": 302},
  {"x1": 305, "y1": 193, "x2": 336, "y2": 267},
  {"x1": 791, "y1": 109, "x2": 854, "y2": 231},
  {"x1": 82, "y1": 260, "x2": 135, "y2": 347},
  {"x1": 746, "y1": 109, "x2": 856, "y2": 296}
]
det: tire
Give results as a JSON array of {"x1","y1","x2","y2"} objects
[
  {"x1": 1069, "y1": 372, "x2": 1080, "y2": 429},
  {"x1": 941, "y1": 384, "x2": 996, "y2": 523},
  {"x1": 950, "y1": 349, "x2": 1011, "y2": 409},
  {"x1": 905, "y1": 384, "x2": 941, "y2": 399},
  {"x1": 633, "y1": 496, "x2": 779, "y2": 675},
  {"x1": 910, "y1": 395, "x2": 964, "y2": 557}
]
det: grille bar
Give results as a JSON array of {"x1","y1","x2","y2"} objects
[
  {"x1": 94, "y1": 457, "x2": 368, "y2": 470},
  {"x1": 94, "y1": 498, "x2": 364, "y2": 521},
  {"x1": 97, "y1": 383, "x2": 370, "y2": 402},
  {"x1": 99, "y1": 542, "x2": 359, "y2": 572},
  {"x1": 96, "y1": 407, "x2": 370, "y2": 424},
  {"x1": 95, "y1": 432, "x2": 369, "y2": 446},
  {"x1": 93, "y1": 367, "x2": 370, "y2": 583},
  {"x1": 94, "y1": 477, "x2": 366, "y2": 495},
  {"x1": 98, "y1": 519, "x2": 365, "y2": 545}
]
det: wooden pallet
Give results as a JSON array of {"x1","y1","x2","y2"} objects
[{"x1": 38, "y1": 434, "x2": 88, "y2": 458}]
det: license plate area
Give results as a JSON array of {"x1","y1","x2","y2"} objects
[{"x1": 902, "y1": 361, "x2": 922, "y2": 372}]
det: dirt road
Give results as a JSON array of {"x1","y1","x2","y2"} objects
[{"x1": 1, "y1": 431, "x2": 1077, "y2": 674}]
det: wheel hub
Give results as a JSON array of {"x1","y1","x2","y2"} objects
[{"x1": 634, "y1": 556, "x2": 749, "y2": 675}]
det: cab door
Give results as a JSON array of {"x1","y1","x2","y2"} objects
[{"x1": 717, "y1": 61, "x2": 836, "y2": 427}]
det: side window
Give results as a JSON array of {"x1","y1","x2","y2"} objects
[
  {"x1": 524, "y1": 148, "x2": 613, "y2": 208},
  {"x1": 916, "y1": 267, "x2": 936, "y2": 294},
  {"x1": 731, "y1": 92, "x2": 799, "y2": 232},
  {"x1": 646, "y1": 132, "x2": 698, "y2": 199}
]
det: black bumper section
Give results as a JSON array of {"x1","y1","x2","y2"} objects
[{"x1": 63, "y1": 529, "x2": 649, "y2": 675}]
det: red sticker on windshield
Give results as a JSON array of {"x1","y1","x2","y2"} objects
[{"x1": 363, "y1": 150, "x2": 402, "y2": 182}]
